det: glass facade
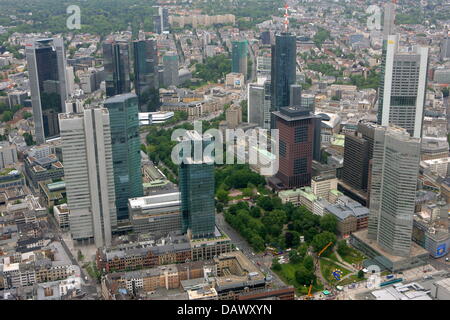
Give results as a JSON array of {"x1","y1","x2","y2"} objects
[
  {"x1": 103, "y1": 40, "x2": 131, "y2": 98},
  {"x1": 271, "y1": 33, "x2": 296, "y2": 112},
  {"x1": 231, "y1": 40, "x2": 248, "y2": 78},
  {"x1": 104, "y1": 93, "x2": 143, "y2": 221},
  {"x1": 26, "y1": 38, "x2": 67, "y2": 143},
  {"x1": 179, "y1": 162, "x2": 215, "y2": 239},
  {"x1": 133, "y1": 39, "x2": 159, "y2": 112}
]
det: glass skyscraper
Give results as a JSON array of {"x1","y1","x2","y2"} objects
[
  {"x1": 103, "y1": 40, "x2": 131, "y2": 98},
  {"x1": 179, "y1": 131, "x2": 215, "y2": 239},
  {"x1": 26, "y1": 38, "x2": 68, "y2": 144},
  {"x1": 271, "y1": 33, "x2": 296, "y2": 113},
  {"x1": 231, "y1": 40, "x2": 248, "y2": 78},
  {"x1": 133, "y1": 39, "x2": 159, "y2": 112},
  {"x1": 104, "y1": 93, "x2": 143, "y2": 221}
]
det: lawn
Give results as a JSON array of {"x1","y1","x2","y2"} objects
[
  {"x1": 337, "y1": 274, "x2": 365, "y2": 286},
  {"x1": 339, "y1": 247, "x2": 366, "y2": 266},
  {"x1": 320, "y1": 259, "x2": 352, "y2": 286},
  {"x1": 273, "y1": 262, "x2": 323, "y2": 295}
]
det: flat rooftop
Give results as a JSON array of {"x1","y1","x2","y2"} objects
[{"x1": 352, "y1": 229, "x2": 429, "y2": 262}]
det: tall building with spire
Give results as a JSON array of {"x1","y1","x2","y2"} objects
[{"x1": 377, "y1": 1, "x2": 429, "y2": 138}]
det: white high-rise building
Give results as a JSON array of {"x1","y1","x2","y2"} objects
[
  {"x1": 368, "y1": 126, "x2": 421, "y2": 257},
  {"x1": 377, "y1": 34, "x2": 429, "y2": 138},
  {"x1": 59, "y1": 108, "x2": 117, "y2": 247}
]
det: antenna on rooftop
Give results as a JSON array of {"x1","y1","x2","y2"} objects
[{"x1": 284, "y1": 3, "x2": 290, "y2": 33}]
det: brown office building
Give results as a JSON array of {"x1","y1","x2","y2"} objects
[{"x1": 272, "y1": 107, "x2": 321, "y2": 189}]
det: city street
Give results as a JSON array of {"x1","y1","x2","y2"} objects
[{"x1": 215, "y1": 212, "x2": 287, "y2": 289}]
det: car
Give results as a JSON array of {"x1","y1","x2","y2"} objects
[{"x1": 446, "y1": 258, "x2": 449, "y2": 262}]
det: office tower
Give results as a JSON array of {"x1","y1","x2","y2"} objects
[
  {"x1": 289, "y1": 84, "x2": 302, "y2": 108},
  {"x1": 104, "y1": 93, "x2": 143, "y2": 221},
  {"x1": 272, "y1": 107, "x2": 321, "y2": 189},
  {"x1": 383, "y1": 0, "x2": 396, "y2": 40},
  {"x1": 59, "y1": 108, "x2": 117, "y2": 248},
  {"x1": 163, "y1": 52, "x2": 179, "y2": 87},
  {"x1": 26, "y1": 38, "x2": 68, "y2": 144},
  {"x1": 231, "y1": 40, "x2": 248, "y2": 79},
  {"x1": 260, "y1": 31, "x2": 272, "y2": 45},
  {"x1": 440, "y1": 31, "x2": 450, "y2": 61},
  {"x1": 248, "y1": 83, "x2": 265, "y2": 128},
  {"x1": 248, "y1": 81, "x2": 271, "y2": 129},
  {"x1": 103, "y1": 39, "x2": 131, "y2": 98},
  {"x1": 66, "y1": 66, "x2": 75, "y2": 97},
  {"x1": 271, "y1": 33, "x2": 296, "y2": 112},
  {"x1": 377, "y1": 34, "x2": 429, "y2": 138},
  {"x1": 179, "y1": 131, "x2": 215, "y2": 239},
  {"x1": 342, "y1": 133, "x2": 370, "y2": 191},
  {"x1": 367, "y1": 126, "x2": 421, "y2": 257},
  {"x1": 154, "y1": 7, "x2": 169, "y2": 34},
  {"x1": 133, "y1": 39, "x2": 159, "y2": 112}
]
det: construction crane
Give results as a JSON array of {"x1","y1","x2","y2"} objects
[{"x1": 306, "y1": 241, "x2": 333, "y2": 299}]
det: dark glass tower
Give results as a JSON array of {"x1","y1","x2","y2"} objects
[
  {"x1": 271, "y1": 33, "x2": 297, "y2": 113},
  {"x1": 26, "y1": 38, "x2": 68, "y2": 144},
  {"x1": 231, "y1": 40, "x2": 248, "y2": 78},
  {"x1": 179, "y1": 131, "x2": 215, "y2": 239},
  {"x1": 103, "y1": 40, "x2": 131, "y2": 98},
  {"x1": 133, "y1": 39, "x2": 159, "y2": 112},
  {"x1": 104, "y1": 93, "x2": 143, "y2": 221}
]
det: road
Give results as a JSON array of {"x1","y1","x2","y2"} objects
[
  {"x1": 47, "y1": 214, "x2": 99, "y2": 298},
  {"x1": 215, "y1": 212, "x2": 287, "y2": 290}
]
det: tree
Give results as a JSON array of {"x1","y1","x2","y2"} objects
[
  {"x1": 303, "y1": 255, "x2": 314, "y2": 271},
  {"x1": 1, "y1": 111, "x2": 13, "y2": 122},
  {"x1": 216, "y1": 202, "x2": 224, "y2": 213},
  {"x1": 216, "y1": 189, "x2": 229, "y2": 203},
  {"x1": 311, "y1": 231, "x2": 336, "y2": 256},
  {"x1": 320, "y1": 214, "x2": 338, "y2": 234},
  {"x1": 285, "y1": 230, "x2": 301, "y2": 248},
  {"x1": 23, "y1": 132, "x2": 35, "y2": 146},
  {"x1": 272, "y1": 258, "x2": 281, "y2": 271},
  {"x1": 295, "y1": 265, "x2": 316, "y2": 286},
  {"x1": 250, "y1": 206, "x2": 261, "y2": 218},
  {"x1": 357, "y1": 270, "x2": 365, "y2": 279},
  {"x1": 337, "y1": 240, "x2": 351, "y2": 257},
  {"x1": 289, "y1": 249, "x2": 302, "y2": 264},
  {"x1": 257, "y1": 196, "x2": 274, "y2": 211}
]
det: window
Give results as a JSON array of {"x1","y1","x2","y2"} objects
[
  {"x1": 279, "y1": 140, "x2": 286, "y2": 157},
  {"x1": 294, "y1": 158, "x2": 308, "y2": 175},
  {"x1": 295, "y1": 126, "x2": 308, "y2": 143}
]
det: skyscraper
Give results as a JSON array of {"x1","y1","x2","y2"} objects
[
  {"x1": 377, "y1": 34, "x2": 429, "y2": 138},
  {"x1": 367, "y1": 126, "x2": 421, "y2": 257},
  {"x1": 248, "y1": 83, "x2": 265, "y2": 128},
  {"x1": 104, "y1": 93, "x2": 143, "y2": 221},
  {"x1": 179, "y1": 131, "x2": 215, "y2": 239},
  {"x1": 133, "y1": 39, "x2": 159, "y2": 112},
  {"x1": 271, "y1": 33, "x2": 296, "y2": 113},
  {"x1": 153, "y1": 7, "x2": 169, "y2": 34},
  {"x1": 59, "y1": 108, "x2": 117, "y2": 248},
  {"x1": 26, "y1": 38, "x2": 68, "y2": 144},
  {"x1": 163, "y1": 51, "x2": 179, "y2": 87},
  {"x1": 272, "y1": 107, "x2": 321, "y2": 189},
  {"x1": 231, "y1": 40, "x2": 248, "y2": 79},
  {"x1": 103, "y1": 39, "x2": 131, "y2": 98},
  {"x1": 248, "y1": 80, "x2": 271, "y2": 129},
  {"x1": 440, "y1": 31, "x2": 450, "y2": 61}
]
